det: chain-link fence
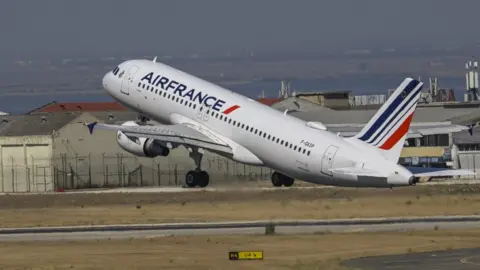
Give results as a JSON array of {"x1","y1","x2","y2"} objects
[{"x1": 0, "y1": 153, "x2": 273, "y2": 192}]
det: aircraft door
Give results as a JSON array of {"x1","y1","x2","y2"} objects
[
  {"x1": 321, "y1": 145, "x2": 339, "y2": 176},
  {"x1": 120, "y1": 65, "x2": 139, "y2": 95}
]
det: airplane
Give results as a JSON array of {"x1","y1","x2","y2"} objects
[{"x1": 86, "y1": 58, "x2": 474, "y2": 189}]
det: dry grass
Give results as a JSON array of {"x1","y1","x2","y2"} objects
[
  {"x1": 0, "y1": 229, "x2": 479, "y2": 269},
  {"x1": 0, "y1": 185, "x2": 479, "y2": 228}
]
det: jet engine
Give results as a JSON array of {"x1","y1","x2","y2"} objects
[{"x1": 116, "y1": 121, "x2": 170, "y2": 158}]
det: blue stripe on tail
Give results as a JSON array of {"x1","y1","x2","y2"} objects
[
  {"x1": 358, "y1": 79, "x2": 420, "y2": 142},
  {"x1": 367, "y1": 82, "x2": 423, "y2": 145}
]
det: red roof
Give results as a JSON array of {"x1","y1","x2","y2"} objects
[
  {"x1": 256, "y1": 98, "x2": 280, "y2": 106},
  {"x1": 31, "y1": 102, "x2": 128, "y2": 113}
]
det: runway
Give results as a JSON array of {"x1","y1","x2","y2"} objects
[
  {"x1": 343, "y1": 248, "x2": 480, "y2": 270},
  {"x1": 0, "y1": 216, "x2": 479, "y2": 241},
  {"x1": 1, "y1": 178, "x2": 479, "y2": 196}
]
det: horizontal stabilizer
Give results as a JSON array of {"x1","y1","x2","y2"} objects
[
  {"x1": 330, "y1": 167, "x2": 384, "y2": 177},
  {"x1": 413, "y1": 169, "x2": 475, "y2": 177},
  {"x1": 404, "y1": 166, "x2": 475, "y2": 177}
]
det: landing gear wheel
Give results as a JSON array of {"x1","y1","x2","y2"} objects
[
  {"x1": 185, "y1": 170, "x2": 210, "y2": 188},
  {"x1": 271, "y1": 172, "x2": 295, "y2": 187},
  {"x1": 283, "y1": 177, "x2": 295, "y2": 187},
  {"x1": 185, "y1": 171, "x2": 197, "y2": 187},
  {"x1": 198, "y1": 171, "x2": 210, "y2": 188},
  {"x1": 271, "y1": 172, "x2": 283, "y2": 187}
]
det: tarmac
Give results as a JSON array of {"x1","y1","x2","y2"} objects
[
  {"x1": 343, "y1": 248, "x2": 480, "y2": 270},
  {"x1": 1, "y1": 178, "x2": 479, "y2": 195},
  {"x1": 0, "y1": 217, "x2": 479, "y2": 241}
]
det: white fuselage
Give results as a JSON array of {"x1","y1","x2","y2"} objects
[{"x1": 102, "y1": 59, "x2": 414, "y2": 188}]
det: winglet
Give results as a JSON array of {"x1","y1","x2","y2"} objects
[
  {"x1": 86, "y1": 122, "x2": 98, "y2": 134},
  {"x1": 468, "y1": 123, "x2": 476, "y2": 136}
]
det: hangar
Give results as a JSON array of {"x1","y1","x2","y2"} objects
[{"x1": 0, "y1": 113, "x2": 80, "y2": 192}]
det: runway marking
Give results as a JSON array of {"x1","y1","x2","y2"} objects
[
  {"x1": 344, "y1": 228, "x2": 365, "y2": 232},
  {"x1": 460, "y1": 255, "x2": 480, "y2": 266}
]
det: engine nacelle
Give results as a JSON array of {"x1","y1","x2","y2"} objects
[{"x1": 116, "y1": 121, "x2": 170, "y2": 158}]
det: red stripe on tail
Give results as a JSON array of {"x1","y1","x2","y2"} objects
[
  {"x1": 379, "y1": 113, "x2": 414, "y2": 150},
  {"x1": 223, "y1": 105, "x2": 240, "y2": 114}
]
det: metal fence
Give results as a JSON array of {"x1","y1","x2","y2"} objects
[{"x1": 0, "y1": 153, "x2": 273, "y2": 192}]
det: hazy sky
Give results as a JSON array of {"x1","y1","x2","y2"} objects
[{"x1": 1, "y1": 0, "x2": 479, "y2": 56}]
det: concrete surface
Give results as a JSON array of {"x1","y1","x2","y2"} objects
[
  {"x1": 1, "y1": 178, "x2": 480, "y2": 196},
  {"x1": 343, "y1": 248, "x2": 480, "y2": 270},
  {"x1": 0, "y1": 217, "x2": 479, "y2": 241}
]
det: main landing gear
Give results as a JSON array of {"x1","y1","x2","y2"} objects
[
  {"x1": 271, "y1": 172, "x2": 295, "y2": 187},
  {"x1": 184, "y1": 148, "x2": 210, "y2": 188}
]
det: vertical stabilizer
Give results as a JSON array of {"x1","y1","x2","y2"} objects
[{"x1": 353, "y1": 78, "x2": 423, "y2": 162}]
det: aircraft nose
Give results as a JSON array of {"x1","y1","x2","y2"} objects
[{"x1": 102, "y1": 72, "x2": 110, "y2": 89}]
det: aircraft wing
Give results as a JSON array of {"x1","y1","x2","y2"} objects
[
  {"x1": 325, "y1": 122, "x2": 470, "y2": 139},
  {"x1": 85, "y1": 122, "x2": 233, "y2": 155}
]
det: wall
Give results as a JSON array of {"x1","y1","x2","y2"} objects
[
  {"x1": 457, "y1": 151, "x2": 480, "y2": 174},
  {"x1": 298, "y1": 95, "x2": 323, "y2": 105},
  {"x1": 297, "y1": 94, "x2": 349, "y2": 108},
  {"x1": 400, "y1": 147, "x2": 446, "y2": 158},
  {"x1": 0, "y1": 135, "x2": 53, "y2": 192}
]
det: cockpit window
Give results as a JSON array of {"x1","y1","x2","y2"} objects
[
  {"x1": 118, "y1": 70, "x2": 125, "y2": 78},
  {"x1": 112, "y1": 66, "x2": 120, "y2": 75}
]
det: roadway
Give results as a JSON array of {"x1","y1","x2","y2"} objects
[
  {"x1": 343, "y1": 248, "x2": 480, "y2": 270},
  {"x1": 1, "y1": 178, "x2": 479, "y2": 195},
  {"x1": 0, "y1": 216, "x2": 479, "y2": 241},
  {"x1": 0, "y1": 216, "x2": 478, "y2": 269}
]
